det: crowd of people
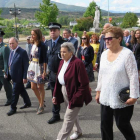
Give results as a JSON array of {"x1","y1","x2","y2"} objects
[{"x1": 0, "y1": 22, "x2": 140, "y2": 140}]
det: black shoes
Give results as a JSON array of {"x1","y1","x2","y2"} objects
[
  {"x1": 46, "y1": 85, "x2": 50, "y2": 90},
  {"x1": 4, "y1": 102, "x2": 11, "y2": 106},
  {"x1": 20, "y1": 104, "x2": 31, "y2": 109},
  {"x1": 47, "y1": 116, "x2": 60, "y2": 124},
  {"x1": 7, "y1": 110, "x2": 16, "y2": 116}
]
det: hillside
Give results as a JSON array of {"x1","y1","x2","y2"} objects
[{"x1": 0, "y1": 0, "x2": 87, "y2": 12}]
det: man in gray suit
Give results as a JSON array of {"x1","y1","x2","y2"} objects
[{"x1": 63, "y1": 29, "x2": 78, "y2": 53}]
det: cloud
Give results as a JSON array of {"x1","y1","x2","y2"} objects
[
  {"x1": 75, "y1": 2, "x2": 88, "y2": 7},
  {"x1": 112, "y1": 0, "x2": 132, "y2": 5},
  {"x1": 52, "y1": 0, "x2": 60, "y2": 2},
  {"x1": 109, "y1": 5, "x2": 140, "y2": 13}
]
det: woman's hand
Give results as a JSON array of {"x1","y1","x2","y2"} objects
[
  {"x1": 42, "y1": 72, "x2": 46, "y2": 79},
  {"x1": 52, "y1": 97, "x2": 57, "y2": 104},
  {"x1": 95, "y1": 91, "x2": 100, "y2": 104},
  {"x1": 125, "y1": 98, "x2": 137, "y2": 105},
  {"x1": 94, "y1": 51, "x2": 97, "y2": 54}
]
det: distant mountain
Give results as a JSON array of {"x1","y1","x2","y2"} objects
[{"x1": 0, "y1": 0, "x2": 87, "y2": 12}]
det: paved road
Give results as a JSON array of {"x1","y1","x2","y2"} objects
[{"x1": 0, "y1": 72, "x2": 140, "y2": 140}]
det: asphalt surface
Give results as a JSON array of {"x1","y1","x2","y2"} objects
[
  {"x1": 0, "y1": 42, "x2": 140, "y2": 140},
  {"x1": 0, "y1": 73, "x2": 140, "y2": 140}
]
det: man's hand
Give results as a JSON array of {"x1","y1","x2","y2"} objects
[
  {"x1": 95, "y1": 63, "x2": 98, "y2": 70},
  {"x1": 23, "y1": 79, "x2": 27, "y2": 84},
  {"x1": 52, "y1": 97, "x2": 57, "y2": 104},
  {"x1": 125, "y1": 43, "x2": 129, "y2": 47},
  {"x1": 95, "y1": 91, "x2": 100, "y2": 104},
  {"x1": 125, "y1": 98, "x2": 137, "y2": 105}
]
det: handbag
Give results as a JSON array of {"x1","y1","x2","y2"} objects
[{"x1": 118, "y1": 87, "x2": 130, "y2": 103}]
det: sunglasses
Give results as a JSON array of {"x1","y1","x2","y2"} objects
[
  {"x1": 81, "y1": 38, "x2": 87, "y2": 40},
  {"x1": 103, "y1": 37, "x2": 117, "y2": 41}
]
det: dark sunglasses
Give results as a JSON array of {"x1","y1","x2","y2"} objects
[
  {"x1": 81, "y1": 38, "x2": 87, "y2": 40},
  {"x1": 103, "y1": 37, "x2": 117, "y2": 41}
]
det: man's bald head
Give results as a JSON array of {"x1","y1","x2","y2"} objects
[{"x1": 9, "y1": 37, "x2": 18, "y2": 50}]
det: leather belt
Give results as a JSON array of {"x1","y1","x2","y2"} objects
[{"x1": 32, "y1": 58, "x2": 39, "y2": 62}]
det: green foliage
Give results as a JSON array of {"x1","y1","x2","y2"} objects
[
  {"x1": 83, "y1": 1, "x2": 101, "y2": 20},
  {"x1": 57, "y1": 16, "x2": 74, "y2": 26},
  {"x1": 72, "y1": 17, "x2": 93, "y2": 31},
  {"x1": 121, "y1": 12, "x2": 138, "y2": 28},
  {"x1": 0, "y1": 9, "x2": 4, "y2": 25},
  {"x1": 35, "y1": 0, "x2": 59, "y2": 26},
  {"x1": 83, "y1": 2, "x2": 97, "y2": 17},
  {"x1": 87, "y1": 32, "x2": 94, "y2": 37}
]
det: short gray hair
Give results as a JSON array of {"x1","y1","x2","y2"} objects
[
  {"x1": 9, "y1": 37, "x2": 18, "y2": 43},
  {"x1": 61, "y1": 42, "x2": 75, "y2": 54},
  {"x1": 64, "y1": 29, "x2": 71, "y2": 34},
  {"x1": 124, "y1": 29, "x2": 130, "y2": 33},
  {"x1": 104, "y1": 23, "x2": 113, "y2": 27}
]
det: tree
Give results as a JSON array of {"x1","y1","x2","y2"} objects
[
  {"x1": 73, "y1": 17, "x2": 93, "y2": 31},
  {"x1": 83, "y1": 1, "x2": 101, "y2": 19},
  {"x1": 0, "y1": 9, "x2": 4, "y2": 26},
  {"x1": 35, "y1": 0, "x2": 59, "y2": 26},
  {"x1": 121, "y1": 12, "x2": 138, "y2": 28}
]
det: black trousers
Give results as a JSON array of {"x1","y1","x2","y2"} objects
[
  {"x1": 50, "y1": 82, "x2": 60, "y2": 117},
  {"x1": 101, "y1": 105, "x2": 136, "y2": 140},
  {"x1": 11, "y1": 82, "x2": 31, "y2": 111},
  {"x1": 0, "y1": 76, "x2": 12, "y2": 102}
]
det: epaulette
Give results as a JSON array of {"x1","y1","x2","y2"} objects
[{"x1": 4, "y1": 45, "x2": 7, "y2": 47}]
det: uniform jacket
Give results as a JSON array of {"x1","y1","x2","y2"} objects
[
  {"x1": 69, "y1": 37, "x2": 78, "y2": 53},
  {"x1": 7, "y1": 47, "x2": 29, "y2": 83},
  {"x1": 46, "y1": 36, "x2": 65, "y2": 73},
  {"x1": 53, "y1": 55, "x2": 92, "y2": 109},
  {"x1": 0, "y1": 42, "x2": 10, "y2": 76}
]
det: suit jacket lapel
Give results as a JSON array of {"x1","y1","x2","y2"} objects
[
  {"x1": 65, "y1": 55, "x2": 75, "y2": 73},
  {"x1": 11, "y1": 47, "x2": 19, "y2": 66}
]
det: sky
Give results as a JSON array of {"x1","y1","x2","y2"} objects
[{"x1": 52, "y1": 0, "x2": 140, "y2": 13}]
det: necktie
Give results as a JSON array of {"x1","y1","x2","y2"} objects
[
  {"x1": 52, "y1": 42, "x2": 55, "y2": 48},
  {"x1": 9, "y1": 51, "x2": 14, "y2": 65},
  {"x1": 52, "y1": 42, "x2": 55, "y2": 51}
]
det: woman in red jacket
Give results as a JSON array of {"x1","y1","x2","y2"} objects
[{"x1": 53, "y1": 42, "x2": 92, "y2": 140}]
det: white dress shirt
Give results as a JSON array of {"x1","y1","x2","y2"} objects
[{"x1": 58, "y1": 57, "x2": 72, "y2": 85}]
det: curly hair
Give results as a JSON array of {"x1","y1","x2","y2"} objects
[
  {"x1": 131, "y1": 29, "x2": 140, "y2": 45},
  {"x1": 104, "y1": 26, "x2": 123, "y2": 42}
]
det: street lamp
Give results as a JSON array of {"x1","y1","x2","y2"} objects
[
  {"x1": 9, "y1": 3, "x2": 21, "y2": 40},
  {"x1": 108, "y1": 0, "x2": 110, "y2": 22}
]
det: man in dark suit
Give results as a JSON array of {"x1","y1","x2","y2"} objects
[
  {"x1": 6, "y1": 37, "x2": 31, "y2": 116},
  {"x1": 46, "y1": 22, "x2": 65, "y2": 124},
  {"x1": 95, "y1": 23, "x2": 113, "y2": 69},
  {"x1": 123, "y1": 29, "x2": 132, "y2": 50},
  {"x1": 63, "y1": 29, "x2": 78, "y2": 53}
]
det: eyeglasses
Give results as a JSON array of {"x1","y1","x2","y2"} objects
[
  {"x1": 81, "y1": 38, "x2": 87, "y2": 40},
  {"x1": 103, "y1": 37, "x2": 117, "y2": 41}
]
